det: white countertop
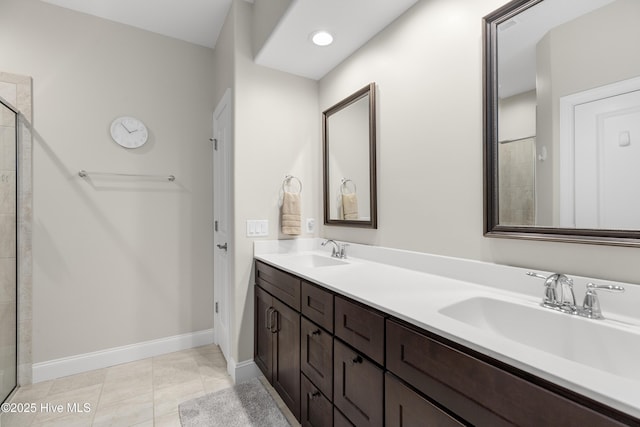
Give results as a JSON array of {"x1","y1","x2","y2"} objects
[{"x1": 254, "y1": 238, "x2": 640, "y2": 420}]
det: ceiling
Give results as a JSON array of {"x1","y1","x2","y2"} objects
[
  {"x1": 41, "y1": 0, "x2": 233, "y2": 49},
  {"x1": 254, "y1": 0, "x2": 419, "y2": 80},
  {"x1": 40, "y1": 0, "x2": 418, "y2": 80},
  {"x1": 497, "y1": 0, "x2": 616, "y2": 98}
]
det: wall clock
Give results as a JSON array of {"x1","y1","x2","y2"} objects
[{"x1": 110, "y1": 116, "x2": 149, "y2": 149}]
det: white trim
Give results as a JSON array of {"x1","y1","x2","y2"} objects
[
  {"x1": 32, "y1": 329, "x2": 214, "y2": 383},
  {"x1": 226, "y1": 357, "x2": 260, "y2": 384}
]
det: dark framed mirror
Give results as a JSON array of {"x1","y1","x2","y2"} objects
[
  {"x1": 323, "y1": 83, "x2": 377, "y2": 228},
  {"x1": 484, "y1": 0, "x2": 640, "y2": 246}
]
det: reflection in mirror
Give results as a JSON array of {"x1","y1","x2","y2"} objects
[
  {"x1": 323, "y1": 83, "x2": 377, "y2": 228},
  {"x1": 484, "y1": 0, "x2": 640, "y2": 245}
]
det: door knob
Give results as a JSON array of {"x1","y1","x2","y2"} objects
[{"x1": 216, "y1": 243, "x2": 228, "y2": 251}]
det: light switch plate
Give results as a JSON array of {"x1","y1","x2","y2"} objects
[{"x1": 247, "y1": 220, "x2": 268, "y2": 237}]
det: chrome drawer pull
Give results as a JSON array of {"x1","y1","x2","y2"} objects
[{"x1": 350, "y1": 355, "x2": 363, "y2": 365}]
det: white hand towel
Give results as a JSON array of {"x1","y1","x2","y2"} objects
[
  {"x1": 281, "y1": 191, "x2": 301, "y2": 235},
  {"x1": 342, "y1": 193, "x2": 358, "y2": 220}
]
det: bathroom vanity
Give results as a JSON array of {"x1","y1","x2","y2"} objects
[{"x1": 253, "y1": 240, "x2": 640, "y2": 426}]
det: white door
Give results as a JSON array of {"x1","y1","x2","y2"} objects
[
  {"x1": 574, "y1": 89, "x2": 640, "y2": 229},
  {"x1": 213, "y1": 89, "x2": 232, "y2": 361}
]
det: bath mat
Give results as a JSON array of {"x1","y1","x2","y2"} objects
[{"x1": 178, "y1": 377, "x2": 291, "y2": 427}]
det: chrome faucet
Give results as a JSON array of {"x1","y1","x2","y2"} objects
[
  {"x1": 527, "y1": 272, "x2": 625, "y2": 320},
  {"x1": 527, "y1": 272, "x2": 576, "y2": 313},
  {"x1": 321, "y1": 239, "x2": 348, "y2": 259}
]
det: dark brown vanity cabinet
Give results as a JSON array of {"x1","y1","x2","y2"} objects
[
  {"x1": 386, "y1": 319, "x2": 635, "y2": 427},
  {"x1": 255, "y1": 260, "x2": 638, "y2": 427},
  {"x1": 254, "y1": 264, "x2": 300, "y2": 420}
]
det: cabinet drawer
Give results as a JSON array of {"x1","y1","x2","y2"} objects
[
  {"x1": 386, "y1": 320, "x2": 627, "y2": 427},
  {"x1": 386, "y1": 373, "x2": 464, "y2": 427},
  {"x1": 302, "y1": 281, "x2": 334, "y2": 332},
  {"x1": 333, "y1": 339, "x2": 383, "y2": 427},
  {"x1": 301, "y1": 317, "x2": 333, "y2": 399},
  {"x1": 301, "y1": 374, "x2": 333, "y2": 427},
  {"x1": 333, "y1": 408, "x2": 354, "y2": 427},
  {"x1": 334, "y1": 297, "x2": 384, "y2": 365},
  {"x1": 256, "y1": 261, "x2": 301, "y2": 310}
]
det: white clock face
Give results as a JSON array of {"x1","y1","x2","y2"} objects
[{"x1": 110, "y1": 116, "x2": 149, "y2": 149}]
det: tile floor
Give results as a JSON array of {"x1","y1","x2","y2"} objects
[{"x1": 0, "y1": 344, "x2": 297, "y2": 427}]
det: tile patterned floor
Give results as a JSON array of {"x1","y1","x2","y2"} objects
[{"x1": 0, "y1": 345, "x2": 252, "y2": 426}]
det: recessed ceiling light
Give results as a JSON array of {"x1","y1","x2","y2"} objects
[{"x1": 311, "y1": 30, "x2": 333, "y2": 47}]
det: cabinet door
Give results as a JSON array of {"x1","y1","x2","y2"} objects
[
  {"x1": 254, "y1": 286, "x2": 273, "y2": 381},
  {"x1": 333, "y1": 339, "x2": 383, "y2": 427},
  {"x1": 272, "y1": 298, "x2": 301, "y2": 420},
  {"x1": 301, "y1": 317, "x2": 333, "y2": 399},
  {"x1": 301, "y1": 374, "x2": 333, "y2": 427},
  {"x1": 386, "y1": 373, "x2": 464, "y2": 427}
]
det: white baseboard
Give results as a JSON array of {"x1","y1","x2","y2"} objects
[
  {"x1": 32, "y1": 329, "x2": 214, "y2": 383},
  {"x1": 227, "y1": 357, "x2": 260, "y2": 384}
]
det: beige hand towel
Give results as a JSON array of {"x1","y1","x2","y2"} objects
[
  {"x1": 282, "y1": 191, "x2": 301, "y2": 235},
  {"x1": 342, "y1": 193, "x2": 358, "y2": 220}
]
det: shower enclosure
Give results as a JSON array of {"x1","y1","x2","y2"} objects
[{"x1": 0, "y1": 96, "x2": 18, "y2": 403}]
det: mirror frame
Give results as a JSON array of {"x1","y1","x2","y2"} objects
[
  {"x1": 323, "y1": 83, "x2": 377, "y2": 228},
  {"x1": 483, "y1": 0, "x2": 640, "y2": 247}
]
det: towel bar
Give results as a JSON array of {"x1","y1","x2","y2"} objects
[{"x1": 78, "y1": 170, "x2": 176, "y2": 182}]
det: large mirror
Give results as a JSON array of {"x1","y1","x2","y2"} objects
[
  {"x1": 323, "y1": 83, "x2": 377, "y2": 228},
  {"x1": 484, "y1": 0, "x2": 640, "y2": 246}
]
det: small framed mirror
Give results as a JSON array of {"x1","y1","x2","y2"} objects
[
  {"x1": 323, "y1": 83, "x2": 377, "y2": 228},
  {"x1": 484, "y1": 0, "x2": 640, "y2": 246}
]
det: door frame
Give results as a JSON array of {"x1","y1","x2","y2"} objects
[{"x1": 559, "y1": 76, "x2": 640, "y2": 227}]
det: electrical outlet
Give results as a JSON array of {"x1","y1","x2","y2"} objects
[{"x1": 306, "y1": 218, "x2": 315, "y2": 233}]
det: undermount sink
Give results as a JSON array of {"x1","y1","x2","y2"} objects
[
  {"x1": 286, "y1": 254, "x2": 348, "y2": 268},
  {"x1": 439, "y1": 296, "x2": 640, "y2": 381}
]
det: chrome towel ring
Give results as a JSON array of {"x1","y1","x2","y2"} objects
[
  {"x1": 341, "y1": 178, "x2": 356, "y2": 195},
  {"x1": 282, "y1": 175, "x2": 302, "y2": 194}
]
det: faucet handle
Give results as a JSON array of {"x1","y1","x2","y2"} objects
[
  {"x1": 580, "y1": 283, "x2": 625, "y2": 320},
  {"x1": 338, "y1": 243, "x2": 349, "y2": 259},
  {"x1": 526, "y1": 272, "x2": 547, "y2": 280}
]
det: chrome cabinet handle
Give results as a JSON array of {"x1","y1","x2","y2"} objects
[
  {"x1": 270, "y1": 309, "x2": 279, "y2": 333},
  {"x1": 216, "y1": 243, "x2": 228, "y2": 251},
  {"x1": 308, "y1": 391, "x2": 321, "y2": 400},
  {"x1": 265, "y1": 307, "x2": 274, "y2": 330},
  {"x1": 311, "y1": 329, "x2": 321, "y2": 336}
]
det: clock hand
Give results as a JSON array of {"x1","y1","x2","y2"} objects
[{"x1": 120, "y1": 122, "x2": 133, "y2": 133}]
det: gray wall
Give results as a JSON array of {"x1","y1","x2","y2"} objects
[
  {"x1": 319, "y1": 0, "x2": 640, "y2": 286},
  {"x1": 0, "y1": 0, "x2": 216, "y2": 363}
]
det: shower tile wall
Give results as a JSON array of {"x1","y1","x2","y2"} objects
[
  {"x1": 0, "y1": 71, "x2": 33, "y2": 389},
  {"x1": 498, "y1": 138, "x2": 536, "y2": 225}
]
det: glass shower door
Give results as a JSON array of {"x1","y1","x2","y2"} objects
[{"x1": 0, "y1": 98, "x2": 17, "y2": 403}]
